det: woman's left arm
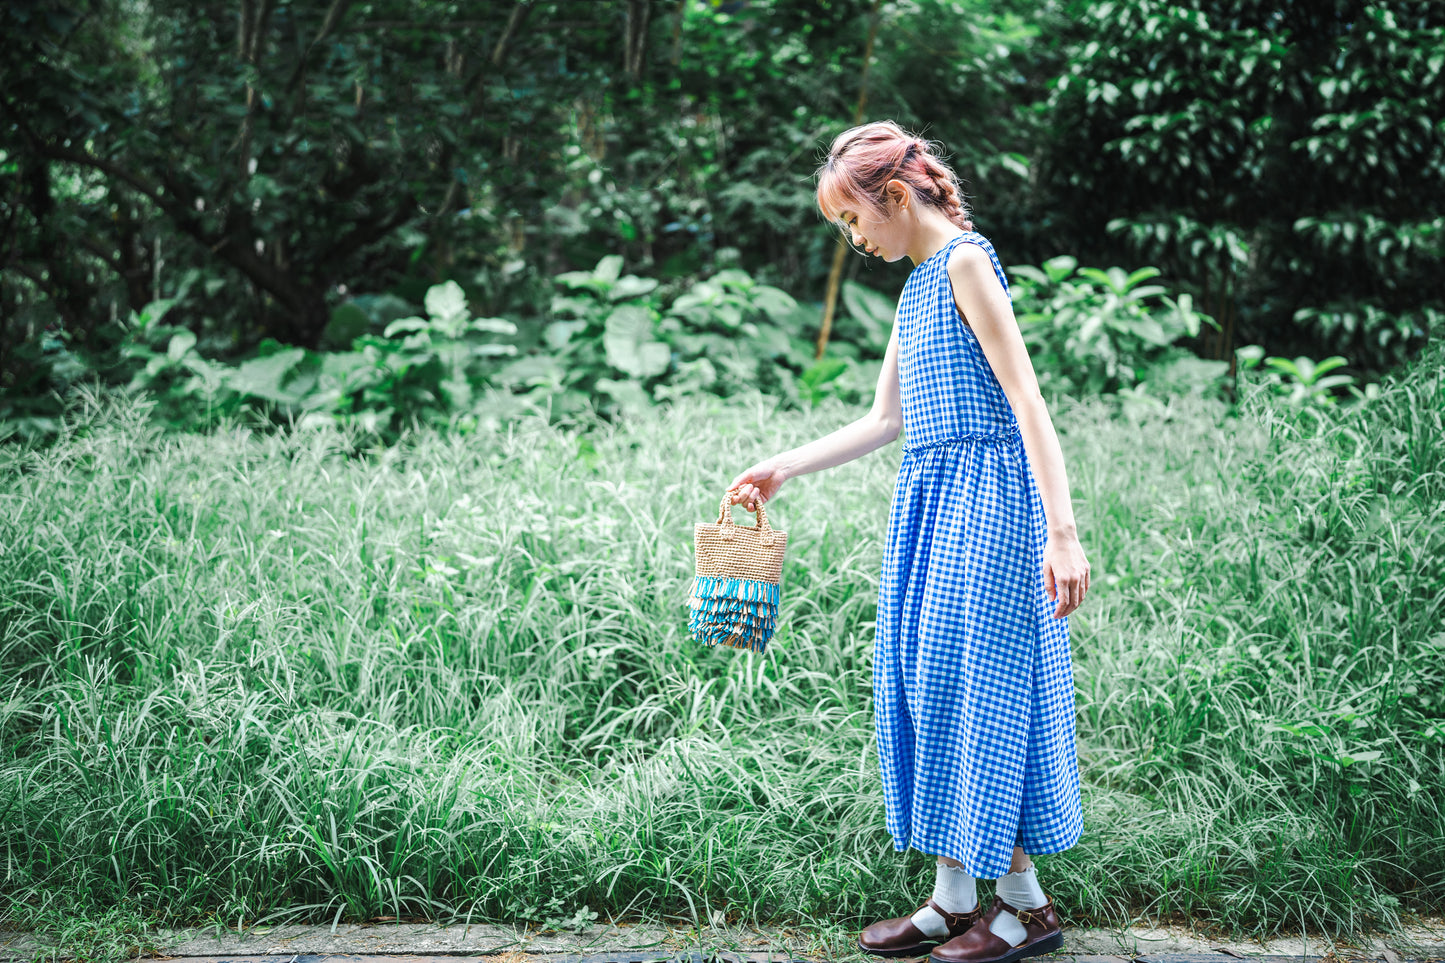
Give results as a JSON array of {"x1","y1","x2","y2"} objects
[{"x1": 946, "y1": 243, "x2": 1090, "y2": 617}]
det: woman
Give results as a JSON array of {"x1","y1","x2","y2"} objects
[{"x1": 727, "y1": 121, "x2": 1090, "y2": 963}]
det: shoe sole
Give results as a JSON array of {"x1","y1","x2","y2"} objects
[
  {"x1": 929, "y1": 930, "x2": 1064, "y2": 963},
  {"x1": 857, "y1": 936, "x2": 943, "y2": 958}
]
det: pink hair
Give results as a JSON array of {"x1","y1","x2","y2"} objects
[{"x1": 815, "y1": 121, "x2": 973, "y2": 233}]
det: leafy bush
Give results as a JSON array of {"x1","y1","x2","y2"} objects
[
  {"x1": 0, "y1": 327, "x2": 94, "y2": 444},
  {"x1": 1234, "y1": 346, "x2": 1373, "y2": 408},
  {"x1": 107, "y1": 279, "x2": 519, "y2": 441},
  {"x1": 112, "y1": 292, "x2": 237, "y2": 429},
  {"x1": 492, "y1": 255, "x2": 830, "y2": 420},
  {"x1": 1008, "y1": 256, "x2": 1229, "y2": 399},
  {"x1": 1034, "y1": 0, "x2": 1445, "y2": 373},
  {"x1": 4, "y1": 253, "x2": 1382, "y2": 449}
]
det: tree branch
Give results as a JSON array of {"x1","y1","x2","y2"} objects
[
  {"x1": 331, "y1": 192, "x2": 420, "y2": 266},
  {"x1": 818, "y1": 0, "x2": 883, "y2": 361},
  {"x1": 625, "y1": 0, "x2": 651, "y2": 78},
  {"x1": 464, "y1": 0, "x2": 534, "y2": 108},
  {"x1": 491, "y1": 0, "x2": 535, "y2": 67},
  {"x1": 35, "y1": 142, "x2": 305, "y2": 314},
  {"x1": 283, "y1": 0, "x2": 356, "y2": 97}
]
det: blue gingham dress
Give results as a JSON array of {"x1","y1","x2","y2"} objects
[{"x1": 873, "y1": 231, "x2": 1083, "y2": 879}]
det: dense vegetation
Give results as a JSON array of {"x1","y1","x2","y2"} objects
[
  {"x1": 3, "y1": 0, "x2": 1441, "y2": 437},
  {"x1": 3, "y1": 0, "x2": 1443, "y2": 956},
  {"x1": 2, "y1": 339, "x2": 1442, "y2": 953}
]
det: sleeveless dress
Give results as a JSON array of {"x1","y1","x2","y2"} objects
[{"x1": 873, "y1": 231, "x2": 1083, "y2": 880}]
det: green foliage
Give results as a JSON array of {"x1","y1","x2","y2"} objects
[
  {"x1": 660, "y1": 266, "x2": 811, "y2": 402},
  {"x1": 839, "y1": 280, "x2": 894, "y2": 356},
  {"x1": 346, "y1": 279, "x2": 520, "y2": 429},
  {"x1": 6, "y1": 0, "x2": 1437, "y2": 412},
  {"x1": 0, "y1": 0, "x2": 1062, "y2": 367},
  {"x1": 797, "y1": 356, "x2": 852, "y2": 408},
  {"x1": 1036, "y1": 0, "x2": 1445, "y2": 374},
  {"x1": 9, "y1": 247, "x2": 1389, "y2": 448},
  {"x1": 68, "y1": 261, "x2": 836, "y2": 439},
  {"x1": 111, "y1": 279, "x2": 520, "y2": 442},
  {"x1": 1009, "y1": 256, "x2": 1229, "y2": 399},
  {"x1": 0, "y1": 329, "x2": 89, "y2": 444},
  {"x1": 493, "y1": 256, "x2": 821, "y2": 421},
  {"x1": 1234, "y1": 346, "x2": 1366, "y2": 408},
  {"x1": 2, "y1": 340, "x2": 1444, "y2": 944},
  {"x1": 22, "y1": 903, "x2": 164, "y2": 963},
  {"x1": 112, "y1": 291, "x2": 236, "y2": 428}
]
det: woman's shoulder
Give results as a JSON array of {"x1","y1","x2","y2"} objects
[
  {"x1": 946, "y1": 233, "x2": 1002, "y2": 268},
  {"x1": 934, "y1": 231, "x2": 1002, "y2": 268},
  {"x1": 945, "y1": 232, "x2": 1010, "y2": 296}
]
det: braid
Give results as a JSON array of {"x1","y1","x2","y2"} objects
[
  {"x1": 916, "y1": 148, "x2": 974, "y2": 232},
  {"x1": 816, "y1": 120, "x2": 976, "y2": 233}
]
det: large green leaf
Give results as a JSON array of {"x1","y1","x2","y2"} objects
[
  {"x1": 604, "y1": 305, "x2": 671, "y2": 378},
  {"x1": 841, "y1": 281, "x2": 895, "y2": 347},
  {"x1": 383, "y1": 317, "x2": 429, "y2": 338},
  {"x1": 752, "y1": 285, "x2": 799, "y2": 323},
  {"x1": 424, "y1": 281, "x2": 468, "y2": 323},
  {"x1": 594, "y1": 255, "x2": 624, "y2": 284},
  {"x1": 609, "y1": 275, "x2": 659, "y2": 302},
  {"x1": 166, "y1": 330, "x2": 197, "y2": 361},
  {"x1": 545, "y1": 320, "x2": 587, "y2": 351},
  {"x1": 225, "y1": 348, "x2": 308, "y2": 403}
]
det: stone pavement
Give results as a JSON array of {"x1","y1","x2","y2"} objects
[{"x1": 3, "y1": 915, "x2": 1444, "y2": 963}]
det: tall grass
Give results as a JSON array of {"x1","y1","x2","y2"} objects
[{"x1": 2, "y1": 339, "x2": 1442, "y2": 952}]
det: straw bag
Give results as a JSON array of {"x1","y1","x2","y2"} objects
[{"x1": 688, "y1": 490, "x2": 788, "y2": 654}]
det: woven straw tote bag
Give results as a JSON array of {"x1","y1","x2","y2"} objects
[{"x1": 688, "y1": 490, "x2": 788, "y2": 654}]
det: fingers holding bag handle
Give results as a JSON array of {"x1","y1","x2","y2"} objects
[
  {"x1": 719, "y1": 489, "x2": 772, "y2": 529},
  {"x1": 726, "y1": 457, "x2": 788, "y2": 512}
]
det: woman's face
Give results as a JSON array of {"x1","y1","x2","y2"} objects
[{"x1": 841, "y1": 196, "x2": 910, "y2": 263}]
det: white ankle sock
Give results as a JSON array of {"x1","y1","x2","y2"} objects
[
  {"x1": 910, "y1": 862, "x2": 978, "y2": 938},
  {"x1": 996, "y1": 865, "x2": 1047, "y2": 909},
  {"x1": 989, "y1": 865, "x2": 1047, "y2": 945}
]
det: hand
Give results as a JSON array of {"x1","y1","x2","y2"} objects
[
  {"x1": 726, "y1": 457, "x2": 788, "y2": 512},
  {"x1": 1043, "y1": 531, "x2": 1090, "y2": 618}
]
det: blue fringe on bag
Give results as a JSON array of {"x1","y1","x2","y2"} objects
[
  {"x1": 688, "y1": 491, "x2": 788, "y2": 655},
  {"x1": 687, "y1": 574, "x2": 781, "y2": 654}
]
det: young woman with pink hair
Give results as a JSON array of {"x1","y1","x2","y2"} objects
[{"x1": 727, "y1": 120, "x2": 1091, "y2": 963}]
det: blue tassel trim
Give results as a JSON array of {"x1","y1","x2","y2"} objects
[{"x1": 686, "y1": 574, "x2": 781, "y2": 654}]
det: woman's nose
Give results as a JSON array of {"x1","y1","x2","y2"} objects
[{"x1": 849, "y1": 226, "x2": 864, "y2": 245}]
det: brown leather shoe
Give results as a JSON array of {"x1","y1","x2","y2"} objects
[
  {"x1": 928, "y1": 895, "x2": 1063, "y2": 963},
  {"x1": 857, "y1": 899, "x2": 985, "y2": 958}
]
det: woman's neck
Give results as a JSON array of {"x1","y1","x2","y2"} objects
[{"x1": 905, "y1": 207, "x2": 969, "y2": 266}]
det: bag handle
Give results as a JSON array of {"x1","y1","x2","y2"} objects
[{"x1": 717, "y1": 489, "x2": 772, "y2": 531}]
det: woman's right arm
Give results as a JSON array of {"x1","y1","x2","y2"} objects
[
  {"x1": 780, "y1": 320, "x2": 902, "y2": 478},
  {"x1": 729, "y1": 323, "x2": 901, "y2": 506}
]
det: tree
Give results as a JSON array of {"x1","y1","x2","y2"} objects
[{"x1": 1031, "y1": 0, "x2": 1445, "y2": 375}]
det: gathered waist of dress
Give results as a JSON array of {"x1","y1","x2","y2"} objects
[{"x1": 901, "y1": 422, "x2": 1021, "y2": 454}]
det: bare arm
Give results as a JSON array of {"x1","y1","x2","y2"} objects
[
  {"x1": 947, "y1": 244, "x2": 1077, "y2": 536},
  {"x1": 727, "y1": 322, "x2": 902, "y2": 504},
  {"x1": 947, "y1": 242, "x2": 1090, "y2": 617},
  {"x1": 776, "y1": 320, "x2": 902, "y2": 481}
]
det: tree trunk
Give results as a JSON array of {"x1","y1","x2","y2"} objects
[
  {"x1": 670, "y1": 0, "x2": 687, "y2": 66},
  {"x1": 625, "y1": 0, "x2": 652, "y2": 79},
  {"x1": 816, "y1": 0, "x2": 882, "y2": 361}
]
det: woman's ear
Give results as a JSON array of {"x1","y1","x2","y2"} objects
[{"x1": 884, "y1": 177, "x2": 910, "y2": 212}]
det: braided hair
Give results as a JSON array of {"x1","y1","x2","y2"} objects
[{"x1": 816, "y1": 120, "x2": 974, "y2": 234}]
